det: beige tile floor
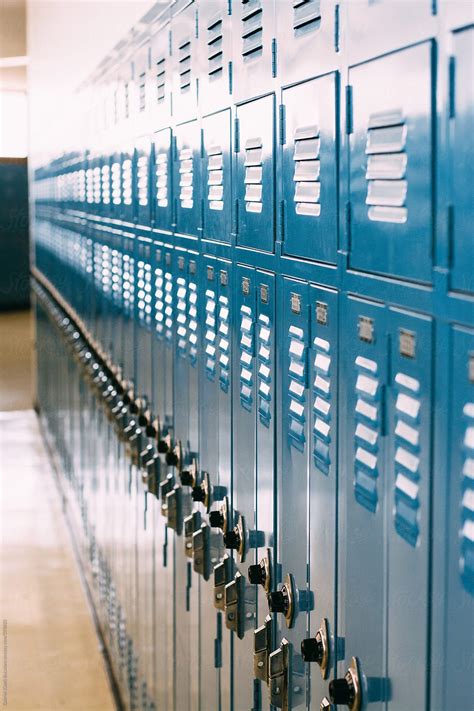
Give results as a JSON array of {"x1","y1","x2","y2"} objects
[{"x1": 1, "y1": 310, "x2": 116, "y2": 710}]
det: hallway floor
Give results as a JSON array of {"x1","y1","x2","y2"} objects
[{"x1": 1, "y1": 308, "x2": 116, "y2": 710}]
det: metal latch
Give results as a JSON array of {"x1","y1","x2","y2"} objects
[
  {"x1": 213, "y1": 554, "x2": 233, "y2": 610},
  {"x1": 269, "y1": 638, "x2": 291, "y2": 710},
  {"x1": 254, "y1": 614, "x2": 273, "y2": 684},
  {"x1": 224, "y1": 571, "x2": 245, "y2": 638},
  {"x1": 192, "y1": 523, "x2": 211, "y2": 580},
  {"x1": 166, "y1": 485, "x2": 182, "y2": 534},
  {"x1": 184, "y1": 511, "x2": 201, "y2": 558}
]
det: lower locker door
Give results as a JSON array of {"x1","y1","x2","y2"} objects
[
  {"x1": 444, "y1": 326, "x2": 474, "y2": 709},
  {"x1": 255, "y1": 271, "x2": 276, "y2": 711},
  {"x1": 230, "y1": 265, "x2": 257, "y2": 710},
  {"x1": 386, "y1": 308, "x2": 432, "y2": 711},
  {"x1": 307, "y1": 285, "x2": 339, "y2": 708},
  {"x1": 271, "y1": 278, "x2": 311, "y2": 711},
  {"x1": 339, "y1": 296, "x2": 387, "y2": 711}
]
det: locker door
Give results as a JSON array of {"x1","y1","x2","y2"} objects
[
  {"x1": 276, "y1": 0, "x2": 338, "y2": 86},
  {"x1": 174, "y1": 120, "x2": 202, "y2": 238},
  {"x1": 202, "y1": 109, "x2": 232, "y2": 244},
  {"x1": 150, "y1": 20, "x2": 172, "y2": 131},
  {"x1": 339, "y1": 296, "x2": 387, "y2": 711},
  {"x1": 135, "y1": 136, "x2": 151, "y2": 228},
  {"x1": 387, "y1": 308, "x2": 432, "y2": 711},
  {"x1": 346, "y1": 0, "x2": 435, "y2": 64},
  {"x1": 349, "y1": 43, "x2": 433, "y2": 283},
  {"x1": 254, "y1": 271, "x2": 276, "y2": 707},
  {"x1": 172, "y1": 1, "x2": 198, "y2": 122},
  {"x1": 199, "y1": 0, "x2": 233, "y2": 114},
  {"x1": 197, "y1": 258, "x2": 223, "y2": 711},
  {"x1": 152, "y1": 127, "x2": 173, "y2": 234},
  {"x1": 232, "y1": 0, "x2": 275, "y2": 102},
  {"x1": 134, "y1": 239, "x2": 153, "y2": 405},
  {"x1": 172, "y1": 250, "x2": 197, "y2": 711},
  {"x1": 270, "y1": 278, "x2": 310, "y2": 711},
  {"x1": 236, "y1": 94, "x2": 275, "y2": 253},
  {"x1": 110, "y1": 151, "x2": 123, "y2": 222},
  {"x1": 444, "y1": 326, "x2": 474, "y2": 710},
  {"x1": 121, "y1": 144, "x2": 135, "y2": 224},
  {"x1": 281, "y1": 74, "x2": 338, "y2": 263},
  {"x1": 450, "y1": 27, "x2": 474, "y2": 294},
  {"x1": 307, "y1": 286, "x2": 338, "y2": 706},
  {"x1": 228, "y1": 265, "x2": 256, "y2": 710},
  {"x1": 121, "y1": 233, "x2": 136, "y2": 390}
]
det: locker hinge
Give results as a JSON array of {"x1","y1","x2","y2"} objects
[
  {"x1": 200, "y1": 128, "x2": 204, "y2": 158},
  {"x1": 279, "y1": 103, "x2": 286, "y2": 145},
  {"x1": 228, "y1": 60, "x2": 233, "y2": 94},
  {"x1": 448, "y1": 56, "x2": 456, "y2": 119},
  {"x1": 186, "y1": 561, "x2": 192, "y2": 612},
  {"x1": 234, "y1": 117, "x2": 240, "y2": 153},
  {"x1": 280, "y1": 199, "x2": 285, "y2": 240},
  {"x1": 234, "y1": 199, "x2": 239, "y2": 234},
  {"x1": 227, "y1": 0, "x2": 232, "y2": 15},
  {"x1": 334, "y1": 4, "x2": 340, "y2": 52},
  {"x1": 346, "y1": 85, "x2": 353, "y2": 134},
  {"x1": 168, "y1": 30, "x2": 172, "y2": 56},
  {"x1": 195, "y1": 7, "x2": 199, "y2": 39},
  {"x1": 447, "y1": 204, "x2": 454, "y2": 267},
  {"x1": 346, "y1": 201, "x2": 352, "y2": 247},
  {"x1": 271, "y1": 38, "x2": 277, "y2": 78},
  {"x1": 163, "y1": 526, "x2": 168, "y2": 567},
  {"x1": 214, "y1": 612, "x2": 223, "y2": 667}
]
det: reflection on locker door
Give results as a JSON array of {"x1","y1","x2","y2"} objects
[
  {"x1": 444, "y1": 326, "x2": 474, "y2": 710},
  {"x1": 346, "y1": 0, "x2": 436, "y2": 64},
  {"x1": 270, "y1": 277, "x2": 310, "y2": 711},
  {"x1": 276, "y1": 0, "x2": 338, "y2": 86},
  {"x1": 450, "y1": 27, "x2": 474, "y2": 294},
  {"x1": 202, "y1": 109, "x2": 232, "y2": 243},
  {"x1": 281, "y1": 74, "x2": 338, "y2": 263},
  {"x1": 348, "y1": 43, "x2": 433, "y2": 282},
  {"x1": 235, "y1": 94, "x2": 275, "y2": 253},
  {"x1": 339, "y1": 296, "x2": 387, "y2": 711}
]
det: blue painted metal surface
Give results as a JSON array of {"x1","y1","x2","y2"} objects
[{"x1": 30, "y1": 2, "x2": 474, "y2": 711}]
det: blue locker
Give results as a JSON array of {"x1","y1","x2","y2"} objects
[
  {"x1": 121, "y1": 233, "x2": 136, "y2": 390},
  {"x1": 232, "y1": 0, "x2": 275, "y2": 102},
  {"x1": 110, "y1": 150, "x2": 123, "y2": 222},
  {"x1": 199, "y1": 0, "x2": 233, "y2": 114},
  {"x1": 134, "y1": 238, "x2": 153, "y2": 404},
  {"x1": 100, "y1": 155, "x2": 112, "y2": 219},
  {"x1": 227, "y1": 264, "x2": 257, "y2": 709},
  {"x1": 196, "y1": 257, "x2": 229, "y2": 711},
  {"x1": 442, "y1": 325, "x2": 474, "y2": 710},
  {"x1": 346, "y1": 0, "x2": 436, "y2": 64},
  {"x1": 450, "y1": 27, "x2": 474, "y2": 294},
  {"x1": 281, "y1": 73, "x2": 339, "y2": 263},
  {"x1": 152, "y1": 127, "x2": 173, "y2": 234},
  {"x1": 235, "y1": 94, "x2": 275, "y2": 253},
  {"x1": 276, "y1": 0, "x2": 339, "y2": 86},
  {"x1": 307, "y1": 285, "x2": 339, "y2": 706},
  {"x1": 254, "y1": 270, "x2": 276, "y2": 707},
  {"x1": 348, "y1": 43, "x2": 433, "y2": 283},
  {"x1": 174, "y1": 120, "x2": 202, "y2": 238},
  {"x1": 150, "y1": 18, "x2": 172, "y2": 130},
  {"x1": 270, "y1": 277, "x2": 311, "y2": 711},
  {"x1": 339, "y1": 295, "x2": 387, "y2": 711},
  {"x1": 202, "y1": 109, "x2": 232, "y2": 244},
  {"x1": 386, "y1": 307, "x2": 432, "y2": 711},
  {"x1": 135, "y1": 136, "x2": 152, "y2": 228},
  {"x1": 172, "y1": 1, "x2": 199, "y2": 123}
]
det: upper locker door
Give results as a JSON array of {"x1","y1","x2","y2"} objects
[
  {"x1": 386, "y1": 308, "x2": 432, "y2": 711},
  {"x1": 306, "y1": 286, "x2": 339, "y2": 706},
  {"x1": 269, "y1": 278, "x2": 310, "y2": 711},
  {"x1": 150, "y1": 18, "x2": 172, "y2": 132},
  {"x1": 450, "y1": 27, "x2": 474, "y2": 294},
  {"x1": 346, "y1": 0, "x2": 436, "y2": 65},
  {"x1": 202, "y1": 109, "x2": 232, "y2": 244},
  {"x1": 281, "y1": 73, "x2": 338, "y2": 263},
  {"x1": 235, "y1": 94, "x2": 275, "y2": 253},
  {"x1": 339, "y1": 296, "x2": 387, "y2": 711},
  {"x1": 199, "y1": 0, "x2": 233, "y2": 114},
  {"x1": 171, "y1": 1, "x2": 198, "y2": 123},
  {"x1": 232, "y1": 0, "x2": 275, "y2": 103},
  {"x1": 174, "y1": 119, "x2": 202, "y2": 238},
  {"x1": 348, "y1": 43, "x2": 434, "y2": 283},
  {"x1": 444, "y1": 326, "x2": 474, "y2": 710},
  {"x1": 276, "y1": 0, "x2": 338, "y2": 86}
]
